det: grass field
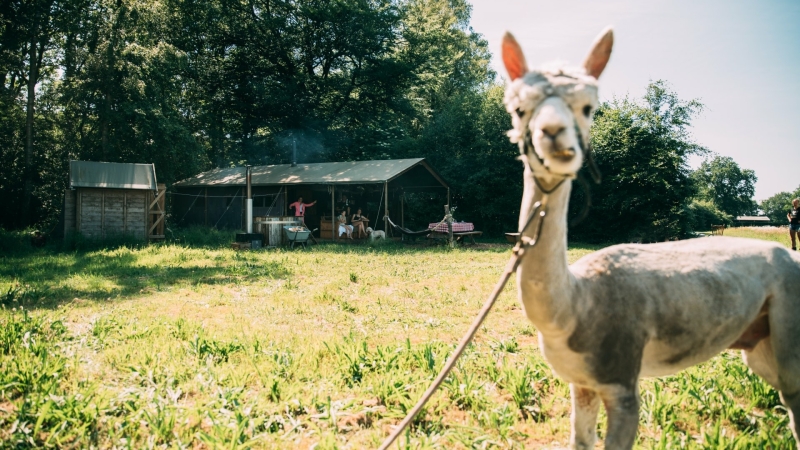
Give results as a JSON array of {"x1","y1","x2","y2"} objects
[{"x1": 0, "y1": 227, "x2": 796, "y2": 449}]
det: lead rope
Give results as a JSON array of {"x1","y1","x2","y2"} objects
[
  {"x1": 377, "y1": 195, "x2": 552, "y2": 450},
  {"x1": 379, "y1": 88, "x2": 602, "y2": 449}
]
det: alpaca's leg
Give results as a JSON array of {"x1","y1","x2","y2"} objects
[
  {"x1": 570, "y1": 385, "x2": 600, "y2": 450},
  {"x1": 598, "y1": 384, "x2": 640, "y2": 450},
  {"x1": 743, "y1": 339, "x2": 779, "y2": 390},
  {"x1": 768, "y1": 296, "x2": 800, "y2": 448},
  {"x1": 742, "y1": 338, "x2": 800, "y2": 446},
  {"x1": 781, "y1": 390, "x2": 800, "y2": 449}
]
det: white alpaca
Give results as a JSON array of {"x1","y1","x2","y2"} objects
[{"x1": 503, "y1": 29, "x2": 800, "y2": 449}]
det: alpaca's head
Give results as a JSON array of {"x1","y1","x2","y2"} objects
[{"x1": 503, "y1": 28, "x2": 613, "y2": 179}]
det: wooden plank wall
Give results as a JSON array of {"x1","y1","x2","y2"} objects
[
  {"x1": 125, "y1": 192, "x2": 147, "y2": 239},
  {"x1": 79, "y1": 190, "x2": 104, "y2": 238},
  {"x1": 76, "y1": 188, "x2": 147, "y2": 240},
  {"x1": 64, "y1": 190, "x2": 77, "y2": 235}
]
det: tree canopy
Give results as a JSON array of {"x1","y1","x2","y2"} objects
[
  {"x1": 760, "y1": 188, "x2": 800, "y2": 225},
  {"x1": 1, "y1": 2, "x2": 760, "y2": 242},
  {"x1": 569, "y1": 81, "x2": 705, "y2": 242},
  {"x1": 691, "y1": 155, "x2": 757, "y2": 218},
  {"x1": 1, "y1": 0, "x2": 507, "y2": 230}
]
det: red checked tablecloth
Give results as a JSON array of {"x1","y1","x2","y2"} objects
[{"x1": 429, "y1": 222, "x2": 474, "y2": 233}]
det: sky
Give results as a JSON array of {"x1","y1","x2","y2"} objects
[{"x1": 467, "y1": 0, "x2": 800, "y2": 201}]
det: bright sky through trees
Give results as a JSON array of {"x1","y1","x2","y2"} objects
[{"x1": 469, "y1": 0, "x2": 800, "y2": 200}]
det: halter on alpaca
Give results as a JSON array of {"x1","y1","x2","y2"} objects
[{"x1": 506, "y1": 69, "x2": 603, "y2": 200}]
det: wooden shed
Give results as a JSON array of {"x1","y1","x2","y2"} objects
[{"x1": 63, "y1": 161, "x2": 165, "y2": 240}]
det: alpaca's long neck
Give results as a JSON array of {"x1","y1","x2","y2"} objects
[{"x1": 516, "y1": 163, "x2": 576, "y2": 335}]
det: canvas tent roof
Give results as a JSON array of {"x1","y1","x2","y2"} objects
[
  {"x1": 173, "y1": 158, "x2": 448, "y2": 189},
  {"x1": 69, "y1": 160, "x2": 158, "y2": 190}
]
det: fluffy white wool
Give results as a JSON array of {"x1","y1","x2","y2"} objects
[{"x1": 503, "y1": 66, "x2": 598, "y2": 145}]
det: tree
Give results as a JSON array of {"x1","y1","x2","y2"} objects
[
  {"x1": 760, "y1": 188, "x2": 800, "y2": 225},
  {"x1": 691, "y1": 155, "x2": 757, "y2": 218},
  {"x1": 569, "y1": 81, "x2": 705, "y2": 243},
  {"x1": 0, "y1": 0, "x2": 85, "y2": 228},
  {"x1": 686, "y1": 198, "x2": 732, "y2": 231}
]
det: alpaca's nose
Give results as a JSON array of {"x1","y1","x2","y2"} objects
[{"x1": 541, "y1": 124, "x2": 565, "y2": 140}]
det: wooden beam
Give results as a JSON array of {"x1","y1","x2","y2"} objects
[
  {"x1": 76, "y1": 190, "x2": 82, "y2": 232},
  {"x1": 149, "y1": 188, "x2": 165, "y2": 211},
  {"x1": 123, "y1": 192, "x2": 127, "y2": 234},
  {"x1": 401, "y1": 190, "x2": 404, "y2": 229},
  {"x1": 384, "y1": 181, "x2": 388, "y2": 235},
  {"x1": 101, "y1": 190, "x2": 105, "y2": 238},
  {"x1": 149, "y1": 213, "x2": 165, "y2": 236}
]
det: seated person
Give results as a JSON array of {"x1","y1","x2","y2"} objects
[
  {"x1": 337, "y1": 210, "x2": 353, "y2": 239},
  {"x1": 351, "y1": 208, "x2": 368, "y2": 238}
]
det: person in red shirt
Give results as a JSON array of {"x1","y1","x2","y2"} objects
[{"x1": 289, "y1": 197, "x2": 316, "y2": 222}]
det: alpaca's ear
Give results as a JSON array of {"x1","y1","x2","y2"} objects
[
  {"x1": 583, "y1": 27, "x2": 614, "y2": 79},
  {"x1": 502, "y1": 32, "x2": 528, "y2": 81}
]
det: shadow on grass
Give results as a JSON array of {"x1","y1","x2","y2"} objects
[
  {"x1": 0, "y1": 247, "x2": 293, "y2": 311},
  {"x1": 0, "y1": 223, "x2": 608, "y2": 311}
]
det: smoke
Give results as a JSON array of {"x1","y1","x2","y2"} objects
[{"x1": 273, "y1": 128, "x2": 326, "y2": 165}]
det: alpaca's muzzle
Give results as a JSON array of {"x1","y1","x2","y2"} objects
[{"x1": 551, "y1": 147, "x2": 576, "y2": 162}]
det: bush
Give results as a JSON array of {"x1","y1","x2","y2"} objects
[
  {"x1": 61, "y1": 231, "x2": 146, "y2": 252},
  {"x1": 686, "y1": 199, "x2": 732, "y2": 232},
  {"x1": 0, "y1": 228, "x2": 34, "y2": 254},
  {"x1": 165, "y1": 226, "x2": 236, "y2": 248}
]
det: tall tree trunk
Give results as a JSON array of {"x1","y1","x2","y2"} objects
[{"x1": 23, "y1": 22, "x2": 39, "y2": 227}]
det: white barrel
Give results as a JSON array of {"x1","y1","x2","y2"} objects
[{"x1": 263, "y1": 217, "x2": 302, "y2": 246}]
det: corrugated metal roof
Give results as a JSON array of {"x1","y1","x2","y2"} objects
[
  {"x1": 173, "y1": 159, "x2": 447, "y2": 188},
  {"x1": 69, "y1": 160, "x2": 158, "y2": 190}
]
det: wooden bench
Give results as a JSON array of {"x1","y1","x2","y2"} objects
[
  {"x1": 455, "y1": 231, "x2": 482, "y2": 244},
  {"x1": 711, "y1": 224, "x2": 726, "y2": 236}
]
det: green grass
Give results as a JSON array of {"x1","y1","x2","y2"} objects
[
  {"x1": 720, "y1": 226, "x2": 793, "y2": 246},
  {"x1": 0, "y1": 231, "x2": 795, "y2": 448}
]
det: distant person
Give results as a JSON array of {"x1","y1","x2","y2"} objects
[
  {"x1": 351, "y1": 208, "x2": 367, "y2": 238},
  {"x1": 788, "y1": 198, "x2": 800, "y2": 250},
  {"x1": 338, "y1": 194, "x2": 351, "y2": 216},
  {"x1": 289, "y1": 197, "x2": 316, "y2": 223},
  {"x1": 337, "y1": 209, "x2": 353, "y2": 239}
]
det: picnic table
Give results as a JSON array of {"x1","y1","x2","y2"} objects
[
  {"x1": 427, "y1": 222, "x2": 482, "y2": 244},
  {"x1": 429, "y1": 222, "x2": 475, "y2": 233}
]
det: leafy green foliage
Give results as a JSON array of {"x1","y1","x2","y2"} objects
[
  {"x1": 760, "y1": 188, "x2": 800, "y2": 224},
  {"x1": 686, "y1": 199, "x2": 732, "y2": 232},
  {"x1": 1, "y1": 0, "x2": 505, "y2": 234},
  {"x1": 691, "y1": 155, "x2": 757, "y2": 217},
  {"x1": 570, "y1": 81, "x2": 705, "y2": 243}
]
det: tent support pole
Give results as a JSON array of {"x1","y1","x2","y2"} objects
[
  {"x1": 384, "y1": 181, "x2": 388, "y2": 235},
  {"x1": 401, "y1": 190, "x2": 404, "y2": 229}
]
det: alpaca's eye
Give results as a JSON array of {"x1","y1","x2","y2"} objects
[
  {"x1": 583, "y1": 105, "x2": 593, "y2": 117},
  {"x1": 516, "y1": 108, "x2": 525, "y2": 117}
]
